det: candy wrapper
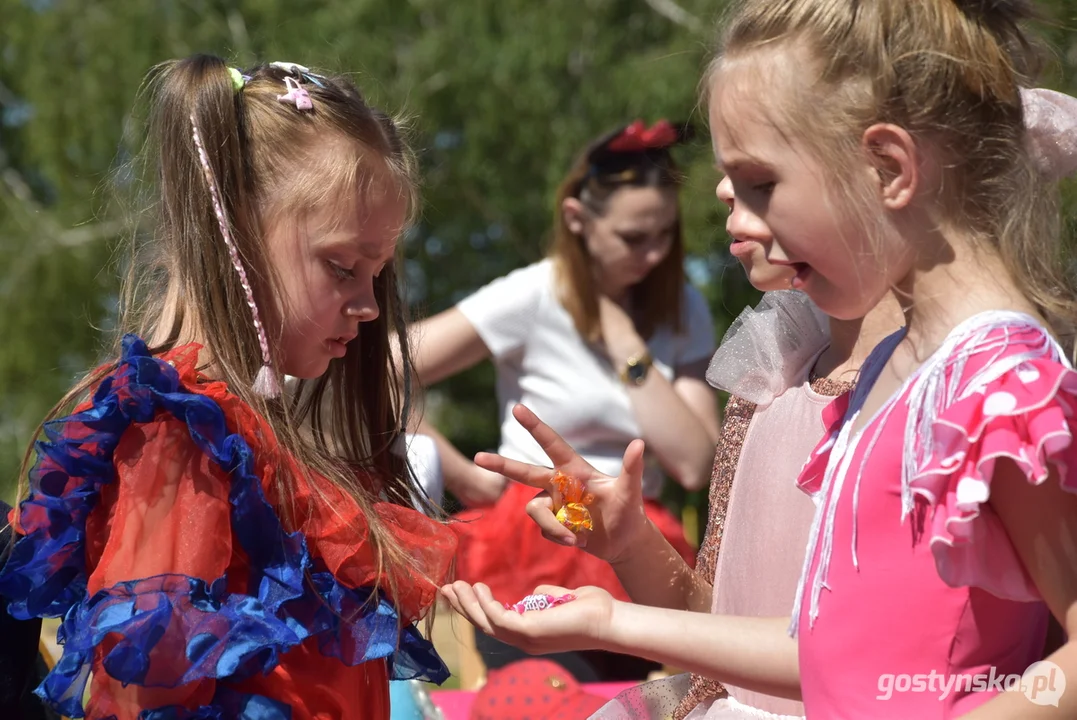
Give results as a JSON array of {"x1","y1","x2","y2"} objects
[
  {"x1": 551, "y1": 470, "x2": 595, "y2": 532},
  {"x1": 504, "y1": 593, "x2": 577, "y2": 614}
]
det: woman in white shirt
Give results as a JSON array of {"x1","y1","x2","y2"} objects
[{"x1": 411, "y1": 121, "x2": 721, "y2": 681}]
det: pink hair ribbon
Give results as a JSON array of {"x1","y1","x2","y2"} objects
[
  {"x1": 1021, "y1": 87, "x2": 1077, "y2": 181},
  {"x1": 189, "y1": 115, "x2": 280, "y2": 398}
]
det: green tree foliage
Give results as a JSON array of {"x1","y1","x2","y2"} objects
[
  {"x1": 2, "y1": 0, "x2": 1077, "y2": 519},
  {"x1": 0, "y1": 0, "x2": 735, "y2": 504}
]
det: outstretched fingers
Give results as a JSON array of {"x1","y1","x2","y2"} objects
[
  {"x1": 441, "y1": 581, "x2": 495, "y2": 636},
  {"x1": 474, "y1": 452, "x2": 559, "y2": 493},
  {"x1": 441, "y1": 581, "x2": 525, "y2": 640},
  {"x1": 619, "y1": 438, "x2": 646, "y2": 489},
  {"x1": 511, "y1": 404, "x2": 593, "y2": 470}
]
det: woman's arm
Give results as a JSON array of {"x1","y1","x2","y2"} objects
[
  {"x1": 674, "y1": 360, "x2": 724, "y2": 442},
  {"x1": 959, "y1": 459, "x2": 1077, "y2": 718},
  {"x1": 413, "y1": 417, "x2": 505, "y2": 507},
  {"x1": 600, "y1": 296, "x2": 719, "y2": 492},
  {"x1": 408, "y1": 308, "x2": 492, "y2": 386},
  {"x1": 405, "y1": 308, "x2": 505, "y2": 506}
]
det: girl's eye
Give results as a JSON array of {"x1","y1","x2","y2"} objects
[
  {"x1": 326, "y1": 260, "x2": 354, "y2": 281},
  {"x1": 753, "y1": 181, "x2": 776, "y2": 195}
]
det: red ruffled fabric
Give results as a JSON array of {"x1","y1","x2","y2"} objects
[
  {"x1": 77, "y1": 342, "x2": 456, "y2": 720},
  {"x1": 797, "y1": 325, "x2": 1077, "y2": 602},
  {"x1": 452, "y1": 481, "x2": 694, "y2": 604}
]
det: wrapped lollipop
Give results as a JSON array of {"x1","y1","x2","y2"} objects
[{"x1": 550, "y1": 470, "x2": 595, "y2": 533}]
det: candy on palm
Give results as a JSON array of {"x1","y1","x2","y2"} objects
[
  {"x1": 551, "y1": 470, "x2": 595, "y2": 532},
  {"x1": 504, "y1": 592, "x2": 577, "y2": 614}
]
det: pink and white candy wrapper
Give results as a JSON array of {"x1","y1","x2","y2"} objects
[{"x1": 504, "y1": 593, "x2": 577, "y2": 614}]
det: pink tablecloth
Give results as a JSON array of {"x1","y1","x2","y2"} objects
[{"x1": 430, "y1": 682, "x2": 635, "y2": 719}]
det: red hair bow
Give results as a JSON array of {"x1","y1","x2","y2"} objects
[{"x1": 606, "y1": 119, "x2": 678, "y2": 152}]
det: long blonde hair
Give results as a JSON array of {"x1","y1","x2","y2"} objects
[
  {"x1": 19, "y1": 55, "x2": 434, "y2": 599},
  {"x1": 707, "y1": 0, "x2": 1077, "y2": 338}
]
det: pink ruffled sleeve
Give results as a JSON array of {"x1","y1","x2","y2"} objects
[{"x1": 909, "y1": 332, "x2": 1077, "y2": 601}]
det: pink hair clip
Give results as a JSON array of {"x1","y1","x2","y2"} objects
[
  {"x1": 504, "y1": 593, "x2": 577, "y2": 614},
  {"x1": 278, "y1": 76, "x2": 313, "y2": 111}
]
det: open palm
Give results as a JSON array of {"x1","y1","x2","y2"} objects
[
  {"x1": 473, "y1": 404, "x2": 651, "y2": 563},
  {"x1": 441, "y1": 581, "x2": 616, "y2": 655}
]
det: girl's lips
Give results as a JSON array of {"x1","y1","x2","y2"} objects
[
  {"x1": 729, "y1": 240, "x2": 756, "y2": 258},
  {"x1": 326, "y1": 338, "x2": 348, "y2": 357}
]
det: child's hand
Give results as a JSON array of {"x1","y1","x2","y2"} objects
[
  {"x1": 441, "y1": 581, "x2": 616, "y2": 655},
  {"x1": 474, "y1": 404, "x2": 650, "y2": 563}
]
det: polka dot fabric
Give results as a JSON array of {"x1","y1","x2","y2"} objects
[
  {"x1": 470, "y1": 659, "x2": 609, "y2": 720},
  {"x1": 797, "y1": 317, "x2": 1077, "y2": 603},
  {"x1": 791, "y1": 315, "x2": 1069, "y2": 716},
  {"x1": 911, "y1": 347, "x2": 1077, "y2": 600}
]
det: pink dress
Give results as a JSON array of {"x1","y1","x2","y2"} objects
[
  {"x1": 592, "y1": 291, "x2": 837, "y2": 720},
  {"x1": 693, "y1": 290, "x2": 832, "y2": 719},
  {"x1": 693, "y1": 379, "x2": 837, "y2": 718},
  {"x1": 792, "y1": 312, "x2": 1073, "y2": 718}
]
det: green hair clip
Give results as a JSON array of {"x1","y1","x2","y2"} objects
[{"x1": 228, "y1": 67, "x2": 246, "y2": 93}]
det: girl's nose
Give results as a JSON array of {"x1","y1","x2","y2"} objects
[
  {"x1": 716, "y1": 176, "x2": 735, "y2": 210},
  {"x1": 345, "y1": 283, "x2": 380, "y2": 323}
]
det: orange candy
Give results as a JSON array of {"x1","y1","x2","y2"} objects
[{"x1": 551, "y1": 470, "x2": 595, "y2": 533}]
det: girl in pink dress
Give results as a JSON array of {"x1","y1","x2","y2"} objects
[{"x1": 439, "y1": 1, "x2": 1077, "y2": 718}]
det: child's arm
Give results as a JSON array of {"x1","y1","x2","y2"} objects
[
  {"x1": 608, "y1": 518, "x2": 714, "y2": 613},
  {"x1": 959, "y1": 459, "x2": 1077, "y2": 718},
  {"x1": 474, "y1": 404, "x2": 714, "y2": 612},
  {"x1": 607, "y1": 603, "x2": 800, "y2": 700},
  {"x1": 441, "y1": 580, "x2": 801, "y2": 700}
]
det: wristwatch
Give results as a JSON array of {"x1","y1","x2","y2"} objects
[{"x1": 619, "y1": 350, "x2": 653, "y2": 386}]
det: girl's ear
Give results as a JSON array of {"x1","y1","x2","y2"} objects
[{"x1": 861, "y1": 123, "x2": 919, "y2": 210}]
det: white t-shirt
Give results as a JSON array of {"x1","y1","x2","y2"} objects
[
  {"x1": 456, "y1": 259, "x2": 715, "y2": 498},
  {"x1": 404, "y1": 433, "x2": 444, "y2": 508}
]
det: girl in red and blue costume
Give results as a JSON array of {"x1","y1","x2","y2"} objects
[{"x1": 0, "y1": 55, "x2": 455, "y2": 720}]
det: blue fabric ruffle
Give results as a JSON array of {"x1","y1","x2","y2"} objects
[
  {"x1": 136, "y1": 689, "x2": 292, "y2": 720},
  {"x1": 0, "y1": 335, "x2": 448, "y2": 718}
]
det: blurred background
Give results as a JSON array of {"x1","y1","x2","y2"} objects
[{"x1": 3, "y1": 0, "x2": 1077, "y2": 534}]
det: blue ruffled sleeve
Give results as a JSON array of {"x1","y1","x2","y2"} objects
[{"x1": 0, "y1": 335, "x2": 449, "y2": 720}]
